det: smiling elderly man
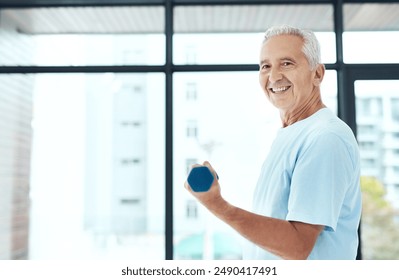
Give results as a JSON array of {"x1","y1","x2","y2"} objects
[{"x1": 185, "y1": 25, "x2": 362, "y2": 260}]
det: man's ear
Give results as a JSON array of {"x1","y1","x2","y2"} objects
[{"x1": 313, "y1": 64, "x2": 325, "y2": 86}]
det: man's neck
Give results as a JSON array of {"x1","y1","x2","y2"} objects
[{"x1": 280, "y1": 97, "x2": 326, "y2": 127}]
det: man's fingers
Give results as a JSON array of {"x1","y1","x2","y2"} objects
[
  {"x1": 184, "y1": 180, "x2": 191, "y2": 191},
  {"x1": 203, "y1": 161, "x2": 213, "y2": 171},
  {"x1": 203, "y1": 161, "x2": 219, "y2": 180}
]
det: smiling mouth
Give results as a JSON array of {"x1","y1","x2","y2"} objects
[{"x1": 269, "y1": 86, "x2": 291, "y2": 93}]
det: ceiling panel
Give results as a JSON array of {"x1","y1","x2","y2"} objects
[
  {"x1": 174, "y1": 5, "x2": 334, "y2": 33},
  {"x1": 1, "y1": 6, "x2": 165, "y2": 34},
  {"x1": 1, "y1": 3, "x2": 399, "y2": 34},
  {"x1": 344, "y1": 4, "x2": 399, "y2": 31}
]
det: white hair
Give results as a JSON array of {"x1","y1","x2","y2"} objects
[{"x1": 263, "y1": 25, "x2": 321, "y2": 70}]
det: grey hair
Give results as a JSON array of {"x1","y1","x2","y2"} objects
[{"x1": 263, "y1": 25, "x2": 321, "y2": 70}]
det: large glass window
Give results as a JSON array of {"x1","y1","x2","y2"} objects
[
  {"x1": 355, "y1": 80, "x2": 399, "y2": 259},
  {"x1": 173, "y1": 4, "x2": 336, "y2": 65},
  {"x1": 343, "y1": 2, "x2": 399, "y2": 259},
  {"x1": 28, "y1": 73, "x2": 165, "y2": 259},
  {"x1": 343, "y1": 3, "x2": 399, "y2": 63},
  {"x1": 0, "y1": 4, "x2": 166, "y2": 260},
  {"x1": 0, "y1": 7, "x2": 165, "y2": 66},
  {"x1": 173, "y1": 71, "x2": 277, "y2": 259}
]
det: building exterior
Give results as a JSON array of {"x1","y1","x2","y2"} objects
[
  {"x1": 0, "y1": 11, "x2": 34, "y2": 260},
  {"x1": 356, "y1": 81, "x2": 399, "y2": 207}
]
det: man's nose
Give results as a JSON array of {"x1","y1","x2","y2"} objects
[{"x1": 268, "y1": 68, "x2": 283, "y2": 83}]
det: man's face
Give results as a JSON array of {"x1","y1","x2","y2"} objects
[{"x1": 259, "y1": 34, "x2": 321, "y2": 115}]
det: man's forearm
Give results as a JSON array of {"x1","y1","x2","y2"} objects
[{"x1": 207, "y1": 198, "x2": 322, "y2": 260}]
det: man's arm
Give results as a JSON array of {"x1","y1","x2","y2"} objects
[{"x1": 185, "y1": 162, "x2": 324, "y2": 260}]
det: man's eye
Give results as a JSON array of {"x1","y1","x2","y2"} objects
[
  {"x1": 261, "y1": 64, "x2": 270, "y2": 70},
  {"x1": 282, "y1": 61, "x2": 293, "y2": 66}
]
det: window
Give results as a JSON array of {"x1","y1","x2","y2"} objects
[
  {"x1": 357, "y1": 98, "x2": 382, "y2": 117},
  {"x1": 355, "y1": 80, "x2": 399, "y2": 259},
  {"x1": 186, "y1": 200, "x2": 198, "y2": 219},
  {"x1": 173, "y1": 4, "x2": 336, "y2": 65},
  {"x1": 186, "y1": 82, "x2": 198, "y2": 101},
  {"x1": 25, "y1": 73, "x2": 165, "y2": 259},
  {"x1": 0, "y1": 7, "x2": 165, "y2": 66},
  {"x1": 343, "y1": 4, "x2": 399, "y2": 63},
  {"x1": 392, "y1": 99, "x2": 399, "y2": 121},
  {"x1": 185, "y1": 158, "x2": 198, "y2": 174},
  {"x1": 0, "y1": 6, "x2": 168, "y2": 259},
  {"x1": 186, "y1": 120, "x2": 198, "y2": 138},
  {"x1": 359, "y1": 141, "x2": 375, "y2": 150}
]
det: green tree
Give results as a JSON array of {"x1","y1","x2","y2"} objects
[{"x1": 361, "y1": 176, "x2": 399, "y2": 259}]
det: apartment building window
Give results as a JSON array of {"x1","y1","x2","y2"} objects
[
  {"x1": 186, "y1": 82, "x2": 198, "y2": 101},
  {"x1": 186, "y1": 200, "x2": 198, "y2": 219},
  {"x1": 357, "y1": 98, "x2": 382, "y2": 117},
  {"x1": 362, "y1": 158, "x2": 376, "y2": 168},
  {"x1": 359, "y1": 141, "x2": 375, "y2": 151},
  {"x1": 185, "y1": 158, "x2": 198, "y2": 174},
  {"x1": 186, "y1": 120, "x2": 198, "y2": 138},
  {"x1": 358, "y1": 124, "x2": 377, "y2": 135},
  {"x1": 392, "y1": 99, "x2": 399, "y2": 121}
]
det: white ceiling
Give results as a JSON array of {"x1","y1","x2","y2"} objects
[{"x1": 2, "y1": 3, "x2": 399, "y2": 34}]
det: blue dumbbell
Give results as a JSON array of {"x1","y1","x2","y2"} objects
[{"x1": 187, "y1": 166, "x2": 218, "y2": 192}]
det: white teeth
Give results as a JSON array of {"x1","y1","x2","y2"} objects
[{"x1": 271, "y1": 86, "x2": 289, "y2": 92}]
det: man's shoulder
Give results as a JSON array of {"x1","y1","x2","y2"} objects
[{"x1": 310, "y1": 108, "x2": 354, "y2": 138}]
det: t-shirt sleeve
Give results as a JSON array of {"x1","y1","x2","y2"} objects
[{"x1": 286, "y1": 131, "x2": 355, "y2": 231}]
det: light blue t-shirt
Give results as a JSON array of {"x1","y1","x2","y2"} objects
[{"x1": 243, "y1": 108, "x2": 362, "y2": 260}]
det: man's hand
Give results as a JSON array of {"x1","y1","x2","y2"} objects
[{"x1": 184, "y1": 161, "x2": 224, "y2": 211}]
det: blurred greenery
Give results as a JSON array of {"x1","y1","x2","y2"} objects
[{"x1": 360, "y1": 176, "x2": 399, "y2": 259}]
